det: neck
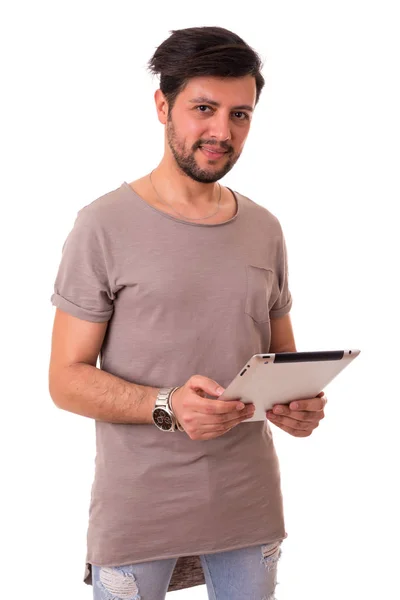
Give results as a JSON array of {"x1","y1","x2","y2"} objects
[{"x1": 151, "y1": 158, "x2": 220, "y2": 208}]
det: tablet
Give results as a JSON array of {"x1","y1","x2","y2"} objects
[{"x1": 218, "y1": 349, "x2": 361, "y2": 422}]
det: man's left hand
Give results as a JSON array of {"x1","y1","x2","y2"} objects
[{"x1": 266, "y1": 391, "x2": 327, "y2": 437}]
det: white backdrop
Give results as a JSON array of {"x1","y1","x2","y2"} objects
[{"x1": 1, "y1": 1, "x2": 399, "y2": 598}]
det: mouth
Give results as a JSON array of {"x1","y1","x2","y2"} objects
[{"x1": 199, "y1": 146, "x2": 228, "y2": 160}]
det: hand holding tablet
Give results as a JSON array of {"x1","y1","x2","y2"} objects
[
  {"x1": 218, "y1": 350, "x2": 360, "y2": 424},
  {"x1": 266, "y1": 390, "x2": 328, "y2": 437}
]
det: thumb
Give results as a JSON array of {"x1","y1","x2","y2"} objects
[{"x1": 189, "y1": 375, "x2": 225, "y2": 397}]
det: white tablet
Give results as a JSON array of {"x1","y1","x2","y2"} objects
[{"x1": 218, "y1": 349, "x2": 361, "y2": 422}]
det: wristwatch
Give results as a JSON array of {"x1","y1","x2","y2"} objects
[{"x1": 152, "y1": 387, "x2": 185, "y2": 432}]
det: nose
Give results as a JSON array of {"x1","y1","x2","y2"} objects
[{"x1": 208, "y1": 112, "x2": 232, "y2": 144}]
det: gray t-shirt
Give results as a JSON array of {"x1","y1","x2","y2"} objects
[{"x1": 50, "y1": 181, "x2": 293, "y2": 592}]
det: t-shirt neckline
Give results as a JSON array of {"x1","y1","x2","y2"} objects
[{"x1": 122, "y1": 181, "x2": 240, "y2": 227}]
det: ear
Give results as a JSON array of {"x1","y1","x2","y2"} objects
[{"x1": 154, "y1": 89, "x2": 169, "y2": 125}]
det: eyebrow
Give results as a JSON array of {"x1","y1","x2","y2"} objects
[{"x1": 188, "y1": 96, "x2": 254, "y2": 112}]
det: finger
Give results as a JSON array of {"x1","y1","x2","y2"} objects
[
  {"x1": 269, "y1": 409, "x2": 321, "y2": 423},
  {"x1": 271, "y1": 404, "x2": 290, "y2": 416},
  {"x1": 214, "y1": 398, "x2": 247, "y2": 413},
  {"x1": 203, "y1": 405, "x2": 255, "y2": 430},
  {"x1": 267, "y1": 416, "x2": 313, "y2": 437},
  {"x1": 267, "y1": 413, "x2": 313, "y2": 431},
  {"x1": 227, "y1": 405, "x2": 255, "y2": 423},
  {"x1": 271, "y1": 404, "x2": 315, "y2": 418},
  {"x1": 289, "y1": 397, "x2": 327, "y2": 411},
  {"x1": 191, "y1": 392, "x2": 244, "y2": 415}
]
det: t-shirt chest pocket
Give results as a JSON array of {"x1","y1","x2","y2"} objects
[{"x1": 244, "y1": 264, "x2": 276, "y2": 324}]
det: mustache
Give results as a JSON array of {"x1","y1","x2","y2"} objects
[{"x1": 194, "y1": 140, "x2": 233, "y2": 153}]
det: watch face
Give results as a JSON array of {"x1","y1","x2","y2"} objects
[{"x1": 153, "y1": 408, "x2": 173, "y2": 431}]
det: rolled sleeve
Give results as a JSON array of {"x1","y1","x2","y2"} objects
[
  {"x1": 50, "y1": 208, "x2": 114, "y2": 323},
  {"x1": 269, "y1": 228, "x2": 293, "y2": 319}
]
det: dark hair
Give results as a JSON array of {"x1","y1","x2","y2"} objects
[{"x1": 147, "y1": 26, "x2": 265, "y2": 111}]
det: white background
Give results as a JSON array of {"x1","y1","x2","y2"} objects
[{"x1": 1, "y1": 1, "x2": 399, "y2": 598}]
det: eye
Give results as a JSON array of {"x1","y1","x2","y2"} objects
[
  {"x1": 196, "y1": 105, "x2": 212, "y2": 113},
  {"x1": 233, "y1": 111, "x2": 249, "y2": 121},
  {"x1": 194, "y1": 106, "x2": 250, "y2": 121}
]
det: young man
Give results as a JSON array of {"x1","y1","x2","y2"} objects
[{"x1": 49, "y1": 26, "x2": 326, "y2": 600}]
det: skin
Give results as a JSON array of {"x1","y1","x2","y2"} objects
[
  {"x1": 153, "y1": 75, "x2": 328, "y2": 437},
  {"x1": 266, "y1": 391, "x2": 327, "y2": 438},
  {"x1": 150, "y1": 74, "x2": 256, "y2": 216}
]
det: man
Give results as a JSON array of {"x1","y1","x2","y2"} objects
[{"x1": 49, "y1": 26, "x2": 326, "y2": 600}]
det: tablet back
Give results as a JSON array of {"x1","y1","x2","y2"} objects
[{"x1": 219, "y1": 349, "x2": 360, "y2": 419}]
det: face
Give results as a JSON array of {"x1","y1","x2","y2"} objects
[{"x1": 157, "y1": 75, "x2": 256, "y2": 183}]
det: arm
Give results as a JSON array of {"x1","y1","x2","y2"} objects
[
  {"x1": 48, "y1": 308, "x2": 158, "y2": 424},
  {"x1": 269, "y1": 313, "x2": 297, "y2": 353}
]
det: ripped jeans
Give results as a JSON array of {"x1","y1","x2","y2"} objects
[{"x1": 92, "y1": 539, "x2": 283, "y2": 600}]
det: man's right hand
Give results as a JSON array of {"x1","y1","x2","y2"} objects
[{"x1": 170, "y1": 374, "x2": 255, "y2": 440}]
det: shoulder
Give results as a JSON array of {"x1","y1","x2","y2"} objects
[
  {"x1": 234, "y1": 189, "x2": 284, "y2": 235},
  {"x1": 74, "y1": 181, "x2": 133, "y2": 230}
]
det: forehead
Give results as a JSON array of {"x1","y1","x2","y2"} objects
[{"x1": 178, "y1": 75, "x2": 256, "y2": 108}]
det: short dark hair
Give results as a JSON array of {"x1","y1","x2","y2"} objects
[{"x1": 147, "y1": 26, "x2": 265, "y2": 111}]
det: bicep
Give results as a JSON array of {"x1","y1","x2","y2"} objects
[
  {"x1": 269, "y1": 313, "x2": 297, "y2": 353},
  {"x1": 49, "y1": 308, "x2": 108, "y2": 398}
]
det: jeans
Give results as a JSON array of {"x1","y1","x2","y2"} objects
[{"x1": 91, "y1": 539, "x2": 283, "y2": 600}]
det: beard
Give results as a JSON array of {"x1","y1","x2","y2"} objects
[{"x1": 166, "y1": 114, "x2": 240, "y2": 183}]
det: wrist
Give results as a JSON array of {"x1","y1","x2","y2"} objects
[{"x1": 168, "y1": 386, "x2": 184, "y2": 431}]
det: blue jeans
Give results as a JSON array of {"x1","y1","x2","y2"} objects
[{"x1": 91, "y1": 539, "x2": 283, "y2": 600}]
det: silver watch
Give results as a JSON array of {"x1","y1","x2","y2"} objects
[{"x1": 152, "y1": 387, "x2": 184, "y2": 432}]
